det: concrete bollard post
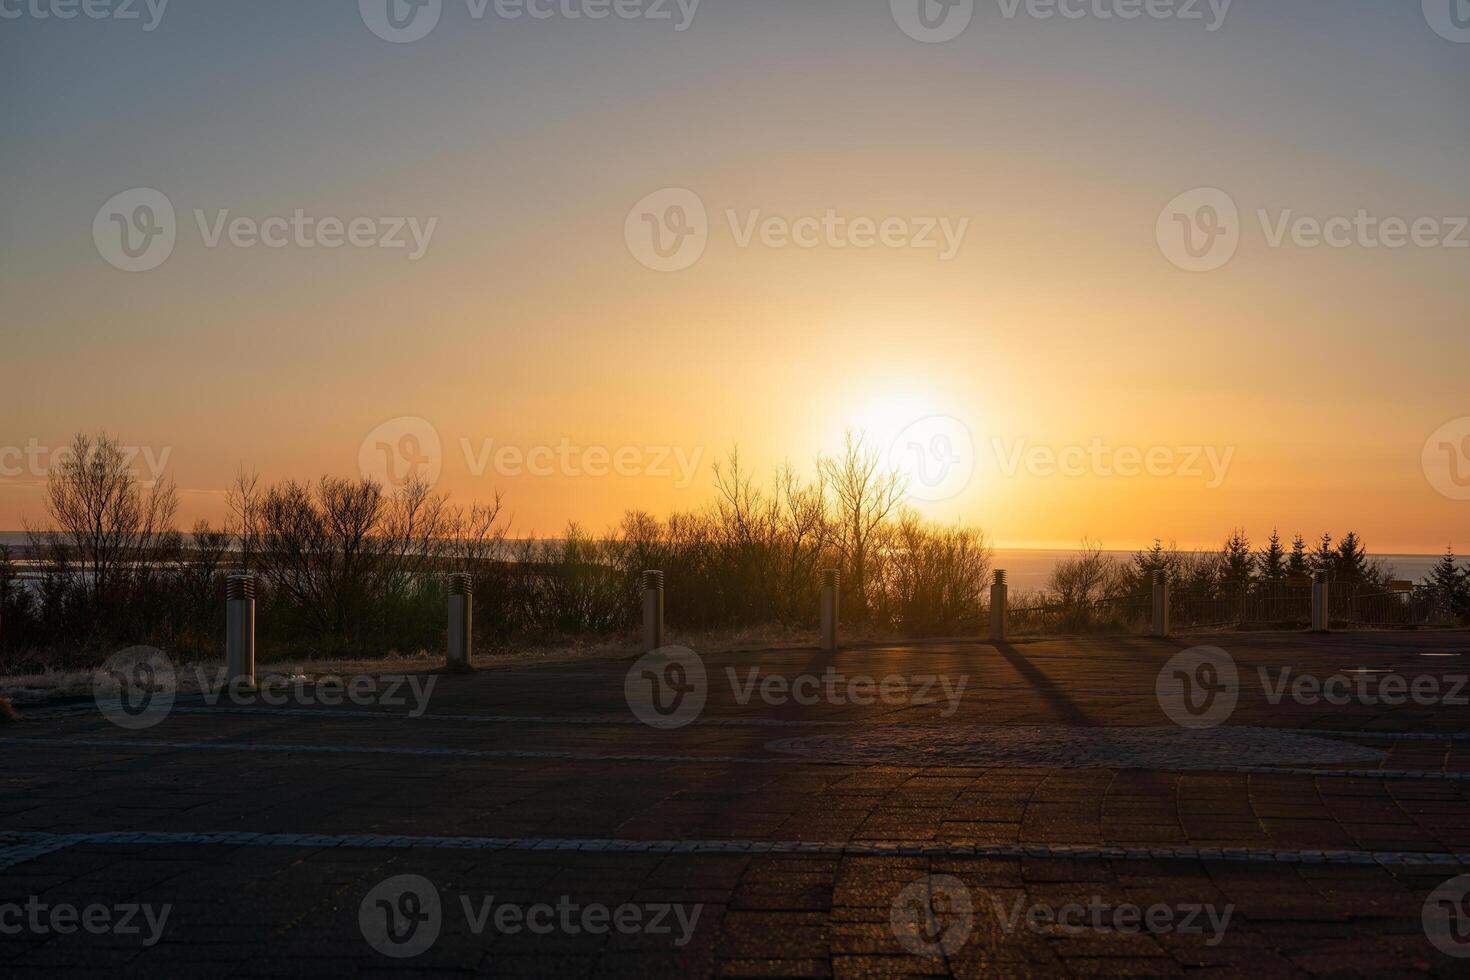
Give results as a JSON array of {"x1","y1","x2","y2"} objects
[
  {"x1": 447, "y1": 572, "x2": 473, "y2": 671},
  {"x1": 989, "y1": 569, "x2": 1008, "y2": 644},
  {"x1": 641, "y1": 570, "x2": 665, "y2": 653},
  {"x1": 1151, "y1": 570, "x2": 1170, "y2": 638},
  {"x1": 820, "y1": 569, "x2": 840, "y2": 652},
  {"x1": 1311, "y1": 571, "x2": 1329, "y2": 632},
  {"x1": 226, "y1": 574, "x2": 256, "y2": 689}
]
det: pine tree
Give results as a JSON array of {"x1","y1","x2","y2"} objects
[
  {"x1": 1311, "y1": 533, "x2": 1336, "y2": 578},
  {"x1": 1130, "y1": 539, "x2": 1181, "y2": 591},
  {"x1": 1286, "y1": 534, "x2": 1311, "y2": 582},
  {"x1": 1257, "y1": 528, "x2": 1287, "y2": 591},
  {"x1": 1221, "y1": 529, "x2": 1255, "y2": 595},
  {"x1": 1336, "y1": 531, "x2": 1370, "y2": 586},
  {"x1": 1422, "y1": 546, "x2": 1469, "y2": 623}
]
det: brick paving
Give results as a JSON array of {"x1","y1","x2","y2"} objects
[{"x1": 4, "y1": 631, "x2": 1470, "y2": 976}]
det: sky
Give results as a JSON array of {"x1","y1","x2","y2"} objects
[{"x1": 2, "y1": 0, "x2": 1468, "y2": 551}]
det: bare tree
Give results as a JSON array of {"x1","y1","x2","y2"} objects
[
  {"x1": 818, "y1": 432, "x2": 906, "y2": 620},
  {"x1": 26, "y1": 431, "x2": 178, "y2": 620}
]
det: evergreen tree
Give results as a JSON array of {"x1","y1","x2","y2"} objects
[
  {"x1": 1335, "y1": 531, "x2": 1370, "y2": 586},
  {"x1": 1257, "y1": 528, "x2": 1287, "y2": 591},
  {"x1": 1220, "y1": 529, "x2": 1255, "y2": 595},
  {"x1": 1286, "y1": 534, "x2": 1311, "y2": 582},
  {"x1": 1311, "y1": 533, "x2": 1336, "y2": 577},
  {"x1": 1421, "y1": 546, "x2": 1469, "y2": 623},
  {"x1": 1130, "y1": 539, "x2": 1181, "y2": 591}
]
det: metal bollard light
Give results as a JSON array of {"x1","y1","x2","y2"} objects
[
  {"x1": 1311, "y1": 571, "x2": 1330, "y2": 632},
  {"x1": 989, "y1": 569, "x2": 1008, "y2": 644},
  {"x1": 226, "y1": 574, "x2": 256, "y2": 689},
  {"x1": 641, "y1": 570, "x2": 665, "y2": 653},
  {"x1": 447, "y1": 572, "x2": 473, "y2": 671},
  {"x1": 820, "y1": 569, "x2": 840, "y2": 652},
  {"x1": 1152, "y1": 570, "x2": 1170, "y2": 638}
]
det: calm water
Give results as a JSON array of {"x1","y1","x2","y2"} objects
[
  {"x1": 0, "y1": 532, "x2": 1451, "y2": 592},
  {"x1": 992, "y1": 549, "x2": 1454, "y2": 594}
]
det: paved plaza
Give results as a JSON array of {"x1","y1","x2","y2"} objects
[{"x1": 5, "y1": 631, "x2": 1470, "y2": 976}]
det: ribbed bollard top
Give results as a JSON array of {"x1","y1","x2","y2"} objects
[
  {"x1": 642, "y1": 570, "x2": 664, "y2": 592},
  {"x1": 822, "y1": 569, "x2": 839, "y2": 589},
  {"x1": 226, "y1": 574, "x2": 256, "y2": 600},
  {"x1": 448, "y1": 572, "x2": 472, "y2": 597},
  {"x1": 993, "y1": 569, "x2": 1006, "y2": 586},
  {"x1": 1154, "y1": 569, "x2": 1166, "y2": 585}
]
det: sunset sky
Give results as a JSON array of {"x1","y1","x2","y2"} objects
[{"x1": 3, "y1": 0, "x2": 1468, "y2": 551}]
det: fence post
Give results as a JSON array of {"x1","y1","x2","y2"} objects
[
  {"x1": 1311, "y1": 571, "x2": 1329, "y2": 633},
  {"x1": 226, "y1": 574, "x2": 256, "y2": 689},
  {"x1": 820, "y1": 569, "x2": 839, "y2": 652},
  {"x1": 1152, "y1": 570, "x2": 1170, "y2": 638},
  {"x1": 642, "y1": 570, "x2": 665, "y2": 653},
  {"x1": 989, "y1": 569, "x2": 1007, "y2": 644},
  {"x1": 447, "y1": 572, "x2": 473, "y2": 671}
]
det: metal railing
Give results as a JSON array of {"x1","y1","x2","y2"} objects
[{"x1": 1006, "y1": 593, "x2": 1152, "y2": 636}]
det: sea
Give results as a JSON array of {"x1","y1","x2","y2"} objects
[{"x1": 0, "y1": 532, "x2": 1453, "y2": 593}]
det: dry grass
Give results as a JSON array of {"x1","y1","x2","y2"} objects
[{"x1": 0, "y1": 622, "x2": 917, "y2": 709}]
